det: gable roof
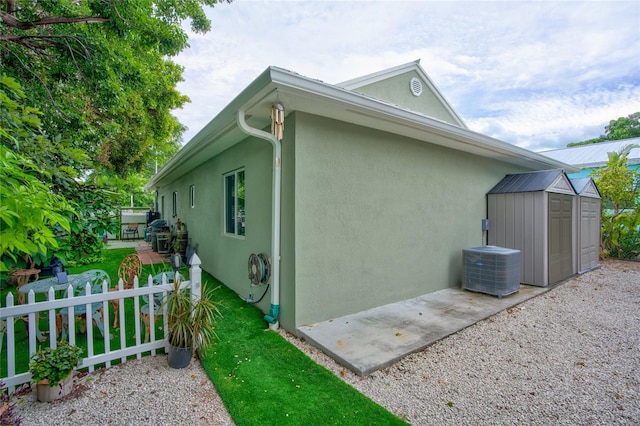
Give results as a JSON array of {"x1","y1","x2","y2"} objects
[
  {"x1": 337, "y1": 60, "x2": 468, "y2": 128},
  {"x1": 540, "y1": 137, "x2": 640, "y2": 168},
  {"x1": 488, "y1": 169, "x2": 576, "y2": 195},
  {"x1": 145, "y1": 63, "x2": 577, "y2": 191},
  {"x1": 570, "y1": 177, "x2": 601, "y2": 198}
]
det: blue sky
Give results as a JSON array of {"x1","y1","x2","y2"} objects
[{"x1": 172, "y1": 0, "x2": 640, "y2": 152}]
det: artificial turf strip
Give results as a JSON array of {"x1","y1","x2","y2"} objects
[{"x1": 198, "y1": 280, "x2": 406, "y2": 426}]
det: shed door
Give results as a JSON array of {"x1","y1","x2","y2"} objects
[
  {"x1": 548, "y1": 193, "x2": 573, "y2": 284},
  {"x1": 580, "y1": 198, "x2": 600, "y2": 272}
]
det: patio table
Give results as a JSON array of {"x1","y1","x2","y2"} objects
[
  {"x1": 18, "y1": 270, "x2": 110, "y2": 341},
  {"x1": 18, "y1": 275, "x2": 80, "y2": 296}
]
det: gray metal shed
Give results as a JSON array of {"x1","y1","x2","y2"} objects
[
  {"x1": 570, "y1": 177, "x2": 601, "y2": 273},
  {"x1": 487, "y1": 169, "x2": 577, "y2": 287}
]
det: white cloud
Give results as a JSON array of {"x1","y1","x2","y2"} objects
[{"x1": 172, "y1": 0, "x2": 640, "y2": 151}]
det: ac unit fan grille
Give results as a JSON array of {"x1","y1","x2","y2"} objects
[{"x1": 462, "y1": 246, "x2": 520, "y2": 298}]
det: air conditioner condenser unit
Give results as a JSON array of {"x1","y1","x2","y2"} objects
[{"x1": 462, "y1": 246, "x2": 520, "y2": 298}]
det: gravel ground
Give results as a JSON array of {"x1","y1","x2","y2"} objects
[
  {"x1": 10, "y1": 259, "x2": 640, "y2": 425},
  {"x1": 10, "y1": 355, "x2": 234, "y2": 426}
]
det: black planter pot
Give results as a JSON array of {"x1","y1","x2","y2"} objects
[{"x1": 167, "y1": 345, "x2": 193, "y2": 369}]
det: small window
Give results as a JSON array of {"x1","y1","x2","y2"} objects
[
  {"x1": 172, "y1": 192, "x2": 177, "y2": 217},
  {"x1": 189, "y1": 185, "x2": 195, "y2": 208},
  {"x1": 224, "y1": 169, "x2": 245, "y2": 237}
]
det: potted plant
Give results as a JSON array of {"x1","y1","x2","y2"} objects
[
  {"x1": 165, "y1": 277, "x2": 222, "y2": 368},
  {"x1": 29, "y1": 342, "x2": 82, "y2": 402}
]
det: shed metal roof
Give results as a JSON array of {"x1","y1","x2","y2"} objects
[
  {"x1": 488, "y1": 169, "x2": 576, "y2": 195},
  {"x1": 570, "y1": 177, "x2": 601, "y2": 198},
  {"x1": 570, "y1": 177, "x2": 591, "y2": 194},
  {"x1": 539, "y1": 137, "x2": 640, "y2": 168}
]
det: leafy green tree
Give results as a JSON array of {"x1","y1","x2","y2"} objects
[
  {"x1": 568, "y1": 112, "x2": 640, "y2": 147},
  {"x1": 0, "y1": 75, "x2": 76, "y2": 271},
  {"x1": 605, "y1": 112, "x2": 640, "y2": 141},
  {"x1": 592, "y1": 144, "x2": 640, "y2": 258},
  {"x1": 1, "y1": 0, "x2": 228, "y2": 177},
  {"x1": 1, "y1": 1, "x2": 229, "y2": 269}
]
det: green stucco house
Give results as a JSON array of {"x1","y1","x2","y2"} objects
[{"x1": 144, "y1": 60, "x2": 573, "y2": 334}]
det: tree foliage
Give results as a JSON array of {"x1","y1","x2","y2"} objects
[
  {"x1": 0, "y1": 0, "x2": 223, "y2": 176},
  {"x1": 1, "y1": 1, "x2": 229, "y2": 271},
  {"x1": 0, "y1": 75, "x2": 76, "y2": 271},
  {"x1": 568, "y1": 112, "x2": 640, "y2": 147},
  {"x1": 592, "y1": 144, "x2": 640, "y2": 259}
]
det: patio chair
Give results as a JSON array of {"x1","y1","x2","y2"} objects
[
  {"x1": 110, "y1": 254, "x2": 142, "y2": 328},
  {"x1": 139, "y1": 272, "x2": 174, "y2": 342},
  {"x1": 140, "y1": 292, "x2": 165, "y2": 343},
  {"x1": 58, "y1": 281, "x2": 110, "y2": 340},
  {"x1": 123, "y1": 223, "x2": 139, "y2": 240}
]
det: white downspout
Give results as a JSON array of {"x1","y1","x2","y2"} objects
[{"x1": 237, "y1": 109, "x2": 281, "y2": 330}]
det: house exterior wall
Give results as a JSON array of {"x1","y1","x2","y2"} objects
[
  {"x1": 348, "y1": 71, "x2": 461, "y2": 126},
  {"x1": 154, "y1": 136, "x2": 274, "y2": 315},
  {"x1": 487, "y1": 192, "x2": 548, "y2": 286},
  {"x1": 291, "y1": 112, "x2": 527, "y2": 327}
]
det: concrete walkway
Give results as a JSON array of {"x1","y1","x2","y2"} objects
[{"x1": 297, "y1": 284, "x2": 550, "y2": 376}]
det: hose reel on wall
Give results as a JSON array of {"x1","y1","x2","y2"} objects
[
  {"x1": 246, "y1": 253, "x2": 271, "y2": 305},
  {"x1": 248, "y1": 253, "x2": 271, "y2": 286}
]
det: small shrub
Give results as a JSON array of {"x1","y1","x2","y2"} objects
[{"x1": 29, "y1": 342, "x2": 83, "y2": 387}]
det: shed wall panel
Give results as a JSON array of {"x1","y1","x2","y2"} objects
[
  {"x1": 488, "y1": 191, "x2": 549, "y2": 286},
  {"x1": 578, "y1": 197, "x2": 601, "y2": 272},
  {"x1": 548, "y1": 193, "x2": 574, "y2": 284}
]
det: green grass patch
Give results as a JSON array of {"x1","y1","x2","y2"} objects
[{"x1": 199, "y1": 279, "x2": 405, "y2": 425}]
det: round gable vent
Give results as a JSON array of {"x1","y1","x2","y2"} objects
[{"x1": 410, "y1": 77, "x2": 423, "y2": 97}]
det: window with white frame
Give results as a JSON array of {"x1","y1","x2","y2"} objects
[
  {"x1": 224, "y1": 169, "x2": 245, "y2": 237},
  {"x1": 189, "y1": 185, "x2": 195, "y2": 208}
]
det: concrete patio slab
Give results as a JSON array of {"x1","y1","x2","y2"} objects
[{"x1": 297, "y1": 285, "x2": 550, "y2": 376}]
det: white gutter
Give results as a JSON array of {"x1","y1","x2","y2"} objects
[{"x1": 237, "y1": 109, "x2": 281, "y2": 330}]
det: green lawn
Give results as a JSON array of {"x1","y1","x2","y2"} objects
[{"x1": 2, "y1": 248, "x2": 404, "y2": 425}]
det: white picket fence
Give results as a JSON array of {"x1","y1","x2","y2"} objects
[{"x1": 0, "y1": 255, "x2": 202, "y2": 395}]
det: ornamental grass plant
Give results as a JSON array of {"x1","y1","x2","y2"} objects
[{"x1": 165, "y1": 276, "x2": 222, "y2": 351}]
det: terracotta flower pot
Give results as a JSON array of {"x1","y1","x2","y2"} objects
[{"x1": 36, "y1": 372, "x2": 74, "y2": 402}]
